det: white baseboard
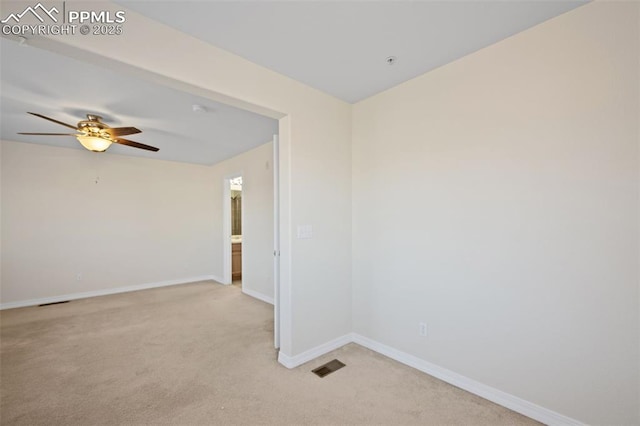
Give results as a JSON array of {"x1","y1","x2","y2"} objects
[
  {"x1": 277, "y1": 332, "x2": 583, "y2": 425},
  {"x1": 242, "y1": 288, "x2": 274, "y2": 305},
  {"x1": 0, "y1": 275, "x2": 221, "y2": 310},
  {"x1": 351, "y1": 333, "x2": 584, "y2": 426},
  {"x1": 278, "y1": 333, "x2": 353, "y2": 369},
  {"x1": 208, "y1": 275, "x2": 224, "y2": 284}
]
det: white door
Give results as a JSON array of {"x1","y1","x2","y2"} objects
[{"x1": 273, "y1": 134, "x2": 280, "y2": 349}]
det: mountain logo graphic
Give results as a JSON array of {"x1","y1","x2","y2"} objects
[{"x1": 1, "y1": 3, "x2": 59, "y2": 24}]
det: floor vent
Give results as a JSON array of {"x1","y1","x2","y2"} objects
[
  {"x1": 38, "y1": 301, "x2": 70, "y2": 307},
  {"x1": 312, "y1": 359, "x2": 345, "y2": 378}
]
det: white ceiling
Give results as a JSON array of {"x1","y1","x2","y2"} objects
[
  {"x1": 118, "y1": 0, "x2": 587, "y2": 103},
  {"x1": 0, "y1": 38, "x2": 278, "y2": 165},
  {"x1": 1, "y1": 1, "x2": 587, "y2": 165}
]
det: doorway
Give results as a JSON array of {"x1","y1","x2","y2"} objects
[
  {"x1": 230, "y1": 176, "x2": 243, "y2": 287},
  {"x1": 29, "y1": 28, "x2": 293, "y2": 367},
  {"x1": 223, "y1": 172, "x2": 243, "y2": 286}
]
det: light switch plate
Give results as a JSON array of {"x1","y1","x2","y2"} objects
[{"x1": 297, "y1": 225, "x2": 313, "y2": 239}]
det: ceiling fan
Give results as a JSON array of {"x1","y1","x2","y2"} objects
[{"x1": 18, "y1": 112, "x2": 159, "y2": 153}]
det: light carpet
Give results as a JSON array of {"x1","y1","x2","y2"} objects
[{"x1": 0, "y1": 281, "x2": 539, "y2": 425}]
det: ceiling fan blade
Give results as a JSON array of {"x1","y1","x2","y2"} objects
[
  {"x1": 18, "y1": 132, "x2": 80, "y2": 136},
  {"x1": 113, "y1": 138, "x2": 159, "y2": 152},
  {"x1": 104, "y1": 127, "x2": 142, "y2": 137},
  {"x1": 27, "y1": 112, "x2": 78, "y2": 130},
  {"x1": 18, "y1": 132, "x2": 78, "y2": 136}
]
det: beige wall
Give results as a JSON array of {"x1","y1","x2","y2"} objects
[
  {"x1": 1, "y1": 140, "x2": 217, "y2": 304},
  {"x1": 352, "y1": 2, "x2": 639, "y2": 425},
  {"x1": 209, "y1": 141, "x2": 275, "y2": 301}
]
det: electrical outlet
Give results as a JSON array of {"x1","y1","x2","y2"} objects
[
  {"x1": 76, "y1": 273, "x2": 82, "y2": 281},
  {"x1": 419, "y1": 322, "x2": 427, "y2": 337}
]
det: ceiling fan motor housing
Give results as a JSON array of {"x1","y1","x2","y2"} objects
[{"x1": 78, "y1": 115, "x2": 111, "y2": 138}]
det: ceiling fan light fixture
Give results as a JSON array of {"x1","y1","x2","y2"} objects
[
  {"x1": 76, "y1": 135, "x2": 112, "y2": 152},
  {"x1": 21, "y1": 112, "x2": 158, "y2": 152}
]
